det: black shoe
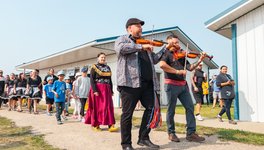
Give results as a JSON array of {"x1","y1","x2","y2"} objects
[
  {"x1": 122, "y1": 145, "x2": 134, "y2": 150},
  {"x1": 137, "y1": 139, "x2": 160, "y2": 149}
]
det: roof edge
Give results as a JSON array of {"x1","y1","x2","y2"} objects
[
  {"x1": 16, "y1": 40, "x2": 96, "y2": 69},
  {"x1": 204, "y1": 0, "x2": 249, "y2": 27}
]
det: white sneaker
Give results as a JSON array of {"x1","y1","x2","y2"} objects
[
  {"x1": 195, "y1": 114, "x2": 204, "y2": 121},
  {"x1": 81, "y1": 118, "x2": 85, "y2": 123}
]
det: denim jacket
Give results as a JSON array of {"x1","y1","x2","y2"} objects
[{"x1": 114, "y1": 34, "x2": 165, "y2": 91}]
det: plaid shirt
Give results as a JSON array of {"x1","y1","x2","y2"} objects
[{"x1": 114, "y1": 34, "x2": 165, "y2": 91}]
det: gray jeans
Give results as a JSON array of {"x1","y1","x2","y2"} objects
[{"x1": 165, "y1": 84, "x2": 196, "y2": 135}]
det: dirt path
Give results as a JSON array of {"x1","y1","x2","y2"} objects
[{"x1": 0, "y1": 108, "x2": 264, "y2": 150}]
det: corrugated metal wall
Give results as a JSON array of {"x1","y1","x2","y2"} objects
[{"x1": 236, "y1": 5, "x2": 264, "y2": 122}]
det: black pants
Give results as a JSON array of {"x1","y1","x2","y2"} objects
[
  {"x1": 219, "y1": 99, "x2": 233, "y2": 120},
  {"x1": 80, "y1": 98, "x2": 87, "y2": 117},
  {"x1": 119, "y1": 81, "x2": 154, "y2": 147},
  {"x1": 0, "y1": 98, "x2": 2, "y2": 108}
]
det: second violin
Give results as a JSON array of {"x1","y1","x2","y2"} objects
[{"x1": 173, "y1": 51, "x2": 213, "y2": 60}]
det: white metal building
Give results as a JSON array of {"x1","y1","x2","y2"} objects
[
  {"x1": 16, "y1": 26, "x2": 218, "y2": 107},
  {"x1": 205, "y1": 0, "x2": 264, "y2": 122}
]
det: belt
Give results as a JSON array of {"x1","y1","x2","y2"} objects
[{"x1": 164, "y1": 79, "x2": 186, "y2": 86}]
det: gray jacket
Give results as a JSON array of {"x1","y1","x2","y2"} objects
[{"x1": 114, "y1": 34, "x2": 165, "y2": 91}]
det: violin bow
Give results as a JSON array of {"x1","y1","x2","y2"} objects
[{"x1": 184, "y1": 43, "x2": 188, "y2": 71}]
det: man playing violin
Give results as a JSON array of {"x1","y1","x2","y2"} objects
[
  {"x1": 160, "y1": 35, "x2": 206, "y2": 143},
  {"x1": 115, "y1": 18, "x2": 165, "y2": 150}
]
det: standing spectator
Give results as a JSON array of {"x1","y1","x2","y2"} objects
[
  {"x1": 210, "y1": 75, "x2": 223, "y2": 108},
  {"x1": 202, "y1": 75, "x2": 210, "y2": 106},
  {"x1": 43, "y1": 68, "x2": 59, "y2": 85},
  {"x1": 43, "y1": 77, "x2": 54, "y2": 116},
  {"x1": 75, "y1": 66, "x2": 90, "y2": 122},
  {"x1": 191, "y1": 63, "x2": 206, "y2": 121},
  {"x1": 52, "y1": 70, "x2": 66, "y2": 125},
  {"x1": 85, "y1": 52, "x2": 118, "y2": 132},
  {"x1": 216, "y1": 65, "x2": 237, "y2": 125}
]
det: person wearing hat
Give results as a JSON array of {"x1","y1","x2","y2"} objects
[
  {"x1": 72, "y1": 72, "x2": 82, "y2": 119},
  {"x1": 43, "y1": 76, "x2": 54, "y2": 116},
  {"x1": 115, "y1": 18, "x2": 165, "y2": 150},
  {"x1": 75, "y1": 66, "x2": 90, "y2": 122},
  {"x1": 52, "y1": 70, "x2": 67, "y2": 125}
]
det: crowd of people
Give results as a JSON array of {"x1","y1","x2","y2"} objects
[{"x1": 0, "y1": 18, "x2": 237, "y2": 150}]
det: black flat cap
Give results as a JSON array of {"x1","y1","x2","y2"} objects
[{"x1": 126, "y1": 18, "x2": 144, "y2": 28}]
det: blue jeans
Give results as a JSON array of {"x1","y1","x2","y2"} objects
[
  {"x1": 165, "y1": 84, "x2": 196, "y2": 135},
  {"x1": 55, "y1": 102, "x2": 65, "y2": 121}
]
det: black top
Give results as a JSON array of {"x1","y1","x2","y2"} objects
[
  {"x1": 129, "y1": 35, "x2": 153, "y2": 82},
  {"x1": 90, "y1": 63, "x2": 113, "y2": 93},
  {"x1": 5, "y1": 79, "x2": 16, "y2": 88},
  {"x1": 0, "y1": 77, "x2": 5, "y2": 93},
  {"x1": 27, "y1": 77, "x2": 42, "y2": 87},
  {"x1": 15, "y1": 78, "x2": 27, "y2": 88},
  {"x1": 44, "y1": 74, "x2": 58, "y2": 85},
  {"x1": 138, "y1": 50, "x2": 153, "y2": 82},
  {"x1": 193, "y1": 69, "x2": 204, "y2": 87},
  {"x1": 216, "y1": 73, "x2": 235, "y2": 99},
  {"x1": 161, "y1": 49, "x2": 191, "y2": 81}
]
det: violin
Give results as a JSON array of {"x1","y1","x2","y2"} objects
[
  {"x1": 173, "y1": 51, "x2": 213, "y2": 60},
  {"x1": 136, "y1": 39, "x2": 167, "y2": 47}
]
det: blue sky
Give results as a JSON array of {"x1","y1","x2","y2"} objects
[{"x1": 0, "y1": 0, "x2": 241, "y2": 76}]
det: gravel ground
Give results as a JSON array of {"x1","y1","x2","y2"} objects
[{"x1": 0, "y1": 108, "x2": 264, "y2": 150}]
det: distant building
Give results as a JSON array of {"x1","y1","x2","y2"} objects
[
  {"x1": 17, "y1": 26, "x2": 218, "y2": 107},
  {"x1": 205, "y1": 0, "x2": 264, "y2": 122}
]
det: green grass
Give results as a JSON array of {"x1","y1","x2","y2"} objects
[
  {"x1": 115, "y1": 115, "x2": 264, "y2": 146},
  {"x1": 0, "y1": 116, "x2": 59, "y2": 150},
  {"x1": 161, "y1": 104, "x2": 234, "y2": 119}
]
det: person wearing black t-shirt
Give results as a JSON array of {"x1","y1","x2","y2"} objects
[
  {"x1": 43, "y1": 68, "x2": 58, "y2": 85},
  {"x1": 160, "y1": 35, "x2": 206, "y2": 143},
  {"x1": 191, "y1": 63, "x2": 206, "y2": 121},
  {"x1": 216, "y1": 65, "x2": 237, "y2": 125},
  {"x1": 115, "y1": 18, "x2": 164, "y2": 150}
]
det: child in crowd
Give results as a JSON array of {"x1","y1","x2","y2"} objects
[
  {"x1": 52, "y1": 71, "x2": 67, "y2": 125},
  {"x1": 64, "y1": 76, "x2": 72, "y2": 116},
  {"x1": 43, "y1": 77, "x2": 54, "y2": 116},
  {"x1": 75, "y1": 67, "x2": 90, "y2": 122},
  {"x1": 72, "y1": 72, "x2": 81, "y2": 119}
]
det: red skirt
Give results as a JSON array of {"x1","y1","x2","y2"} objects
[{"x1": 84, "y1": 83, "x2": 115, "y2": 126}]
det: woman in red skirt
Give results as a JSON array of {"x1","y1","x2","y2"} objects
[{"x1": 85, "y1": 52, "x2": 118, "y2": 132}]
